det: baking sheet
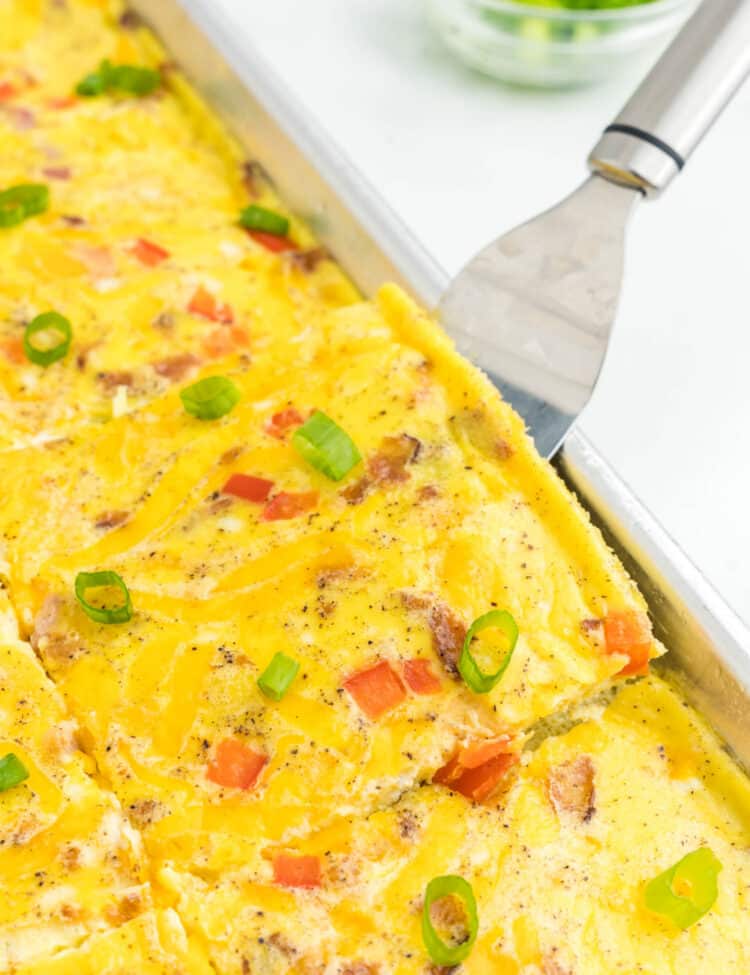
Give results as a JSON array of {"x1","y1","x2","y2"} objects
[{"x1": 129, "y1": 0, "x2": 750, "y2": 770}]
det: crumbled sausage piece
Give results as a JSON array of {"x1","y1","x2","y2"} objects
[
  {"x1": 95, "y1": 510, "x2": 130, "y2": 530},
  {"x1": 547, "y1": 755, "x2": 596, "y2": 824},
  {"x1": 152, "y1": 353, "x2": 199, "y2": 381},
  {"x1": 368, "y1": 434, "x2": 421, "y2": 485},
  {"x1": 288, "y1": 246, "x2": 330, "y2": 272},
  {"x1": 98, "y1": 370, "x2": 134, "y2": 391}
]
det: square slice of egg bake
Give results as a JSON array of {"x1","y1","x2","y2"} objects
[{"x1": 0, "y1": 1, "x2": 747, "y2": 973}]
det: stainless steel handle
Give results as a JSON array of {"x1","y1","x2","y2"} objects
[{"x1": 589, "y1": 0, "x2": 750, "y2": 197}]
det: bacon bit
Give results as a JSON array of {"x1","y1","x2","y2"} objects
[
  {"x1": 119, "y1": 7, "x2": 142, "y2": 27},
  {"x1": 152, "y1": 353, "x2": 199, "y2": 382},
  {"x1": 542, "y1": 955, "x2": 571, "y2": 975},
  {"x1": 288, "y1": 246, "x2": 330, "y2": 272},
  {"x1": 223, "y1": 473, "x2": 274, "y2": 504},
  {"x1": 403, "y1": 658, "x2": 441, "y2": 695},
  {"x1": 272, "y1": 854, "x2": 321, "y2": 889},
  {"x1": 4, "y1": 105, "x2": 36, "y2": 130},
  {"x1": 423, "y1": 602, "x2": 467, "y2": 679},
  {"x1": 495, "y1": 438, "x2": 514, "y2": 460},
  {"x1": 265, "y1": 406, "x2": 304, "y2": 439},
  {"x1": 418, "y1": 484, "x2": 440, "y2": 502},
  {"x1": 248, "y1": 229, "x2": 297, "y2": 253},
  {"x1": 341, "y1": 965, "x2": 377, "y2": 975},
  {"x1": 219, "y1": 445, "x2": 244, "y2": 465},
  {"x1": 60, "y1": 214, "x2": 86, "y2": 227},
  {"x1": 202, "y1": 324, "x2": 249, "y2": 358},
  {"x1": 434, "y1": 748, "x2": 518, "y2": 804},
  {"x1": 0, "y1": 82, "x2": 17, "y2": 101},
  {"x1": 547, "y1": 755, "x2": 596, "y2": 824},
  {"x1": 368, "y1": 434, "x2": 421, "y2": 485},
  {"x1": 188, "y1": 285, "x2": 234, "y2": 324},
  {"x1": 130, "y1": 237, "x2": 170, "y2": 267},
  {"x1": 206, "y1": 739, "x2": 267, "y2": 790},
  {"x1": 98, "y1": 371, "x2": 134, "y2": 392},
  {"x1": 341, "y1": 476, "x2": 371, "y2": 505},
  {"x1": 603, "y1": 610, "x2": 652, "y2": 676},
  {"x1": 72, "y1": 244, "x2": 115, "y2": 279},
  {"x1": 47, "y1": 95, "x2": 77, "y2": 110},
  {"x1": 1, "y1": 335, "x2": 25, "y2": 365},
  {"x1": 580, "y1": 618, "x2": 603, "y2": 635},
  {"x1": 262, "y1": 490, "x2": 318, "y2": 522},
  {"x1": 242, "y1": 159, "x2": 269, "y2": 197},
  {"x1": 343, "y1": 661, "x2": 407, "y2": 720},
  {"x1": 94, "y1": 510, "x2": 130, "y2": 530},
  {"x1": 42, "y1": 166, "x2": 71, "y2": 181},
  {"x1": 105, "y1": 891, "x2": 142, "y2": 924}
]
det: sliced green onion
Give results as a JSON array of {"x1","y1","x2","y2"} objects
[
  {"x1": 422, "y1": 874, "x2": 479, "y2": 966},
  {"x1": 292, "y1": 410, "x2": 361, "y2": 481},
  {"x1": 0, "y1": 753, "x2": 29, "y2": 793},
  {"x1": 645, "y1": 847, "x2": 722, "y2": 930},
  {"x1": 459, "y1": 609, "x2": 518, "y2": 694},
  {"x1": 0, "y1": 183, "x2": 49, "y2": 228},
  {"x1": 76, "y1": 59, "x2": 161, "y2": 98},
  {"x1": 75, "y1": 570, "x2": 132, "y2": 624},
  {"x1": 258, "y1": 652, "x2": 300, "y2": 702},
  {"x1": 23, "y1": 312, "x2": 72, "y2": 367},
  {"x1": 239, "y1": 205, "x2": 290, "y2": 237},
  {"x1": 180, "y1": 376, "x2": 240, "y2": 420}
]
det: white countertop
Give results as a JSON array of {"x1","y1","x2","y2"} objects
[{"x1": 216, "y1": 0, "x2": 750, "y2": 626}]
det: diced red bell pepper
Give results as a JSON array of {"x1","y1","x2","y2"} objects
[
  {"x1": 202, "y1": 325, "x2": 250, "y2": 358},
  {"x1": 248, "y1": 229, "x2": 297, "y2": 253},
  {"x1": 223, "y1": 473, "x2": 274, "y2": 504},
  {"x1": 403, "y1": 658, "x2": 441, "y2": 695},
  {"x1": 433, "y1": 739, "x2": 518, "y2": 803},
  {"x1": 265, "y1": 407, "x2": 304, "y2": 439},
  {"x1": 206, "y1": 738, "x2": 267, "y2": 790},
  {"x1": 130, "y1": 237, "x2": 170, "y2": 267},
  {"x1": 188, "y1": 285, "x2": 234, "y2": 324},
  {"x1": 261, "y1": 490, "x2": 317, "y2": 521},
  {"x1": 0, "y1": 82, "x2": 17, "y2": 101},
  {"x1": 272, "y1": 854, "x2": 321, "y2": 889},
  {"x1": 261, "y1": 490, "x2": 318, "y2": 522},
  {"x1": 343, "y1": 661, "x2": 407, "y2": 720},
  {"x1": 47, "y1": 95, "x2": 77, "y2": 110},
  {"x1": 1, "y1": 335, "x2": 25, "y2": 365},
  {"x1": 603, "y1": 610, "x2": 652, "y2": 676}
]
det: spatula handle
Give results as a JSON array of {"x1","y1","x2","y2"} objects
[{"x1": 588, "y1": 0, "x2": 750, "y2": 197}]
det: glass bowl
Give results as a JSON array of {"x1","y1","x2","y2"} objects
[{"x1": 426, "y1": 0, "x2": 698, "y2": 88}]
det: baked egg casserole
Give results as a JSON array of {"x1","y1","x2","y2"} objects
[{"x1": 1, "y1": 1, "x2": 748, "y2": 972}]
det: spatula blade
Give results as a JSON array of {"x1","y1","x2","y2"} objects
[{"x1": 438, "y1": 176, "x2": 641, "y2": 458}]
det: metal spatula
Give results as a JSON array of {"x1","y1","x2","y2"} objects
[{"x1": 439, "y1": 0, "x2": 750, "y2": 458}]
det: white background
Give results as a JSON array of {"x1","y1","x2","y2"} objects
[{"x1": 215, "y1": 0, "x2": 750, "y2": 625}]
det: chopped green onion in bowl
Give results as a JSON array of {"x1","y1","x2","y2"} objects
[{"x1": 426, "y1": 0, "x2": 696, "y2": 88}]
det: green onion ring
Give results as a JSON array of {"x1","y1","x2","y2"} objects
[
  {"x1": 239, "y1": 205, "x2": 290, "y2": 237},
  {"x1": 75, "y1": 570, "x2": 133, "y2": 624},
  {"x1": 258, "y1": 652, "x2": 300, "y2": 702},
  {"x1": 421, "y1": 874, "x2": 479, "y2": 965},
  {"x1": 645, "y1": 847, "x2": 722, "y2": 929},
  {"x1": 0, "y1": 183, "x2": 49, "y2": 228},
  {"x1": 458, "y1": 609, "x2": 519, "y2": 694},
  {"x1": 180, "y1": 376, "x2": 241, "y2": 420},
  {"x1": 0, "y1": 753, "x2": 30, "y2": 793},
  {"x1": 292, "y1": 409, "x2": 361, "y2": 481},
  {"x1": 23, "y1": 311, "x2": 72, "y2": 367},
  {"x1": 76, "y1": 59, "x2": 161, "y2": 98}
]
